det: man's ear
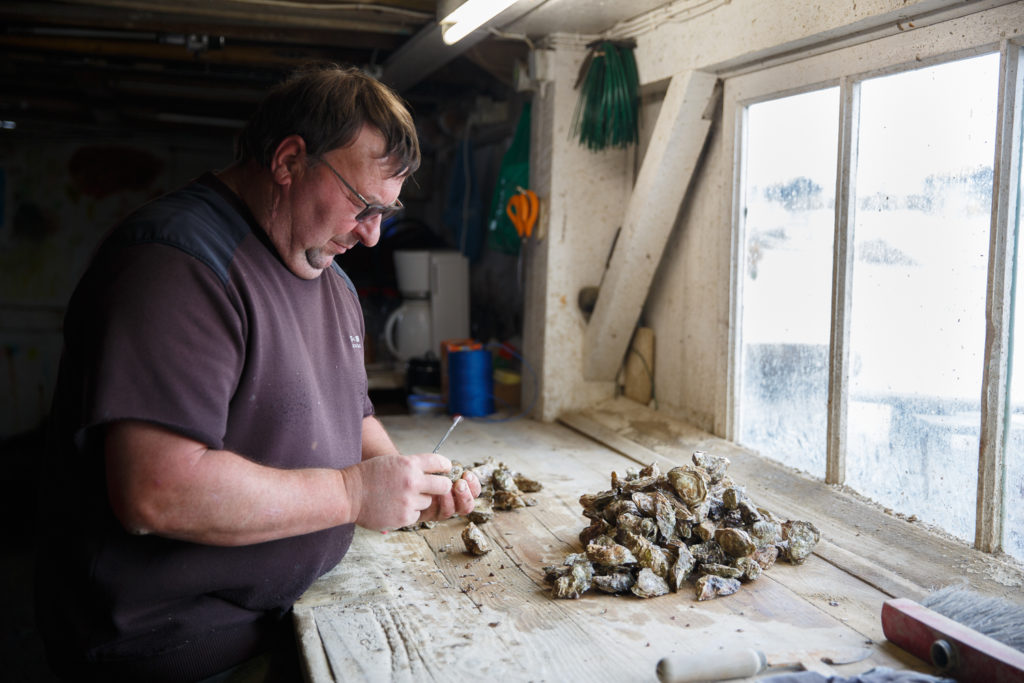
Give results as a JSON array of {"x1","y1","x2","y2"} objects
[{"x1": 269, "y1": 134, "x2": 307, "y2": 186}]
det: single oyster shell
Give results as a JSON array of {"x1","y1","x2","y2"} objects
[
  {"x1": 593, "y1": 571, "x2": 636, "y2": 594},
  {"x1": 492, "y1": 467, "x2": 520, "y2": 493},
  {"x1": 462, "y1": 522, "x2": 491, "y2": 556},
  {"x1": 514, "y1": 475, "x2": 543, "y2": 493},
  {"x1": 631, "y1": 491, "x2": 657, "y2": 517},
  {"x1": 631, "y1": 567, "x2": 670, "y2": 598},
  {"x1": 669, "y1": 545, "x2": 696, "y2": 591},
  {"x1": 444, "y1": 460, "x2": 465, "y2": 484},
  {"x1": 781, "y1": 520, "x2": 821, "y2": 564},
  {"x1": 616, "y1": 512, "x2": 646, "y2": 537},
  {"x1": 696, "y1": 574, "x2": 741, "y2": 601},
  {"x1": 468, "y1": 458, "x2": 500, "y2": 484},
  {"x1": 639, "y1": 462, "x2": 662, "y2": 478},
  {"x1": 738, "y1": 500, "x2": 762, "y2": 525},
  {"x1": 465, "y1": 497, "x2": 494, "y2": 525},
  {"x1": 585, "y1": 542, "x2": 637, "y2": 567},
  {"x1": 552, "y1": 559, "x2": 593, "y2": 599},
  {"x1": 620, "y1": 473, "x2": 663, "y2": 494},
  {"x1": 605, "y1": 499, "x2": 641, "y2": 523},
  {"x1": 695, "y1": 519, "x2": 718, "y2": 542},
  {"x1": 692, "y1": 451, "x2": 730, "y2": 483},
  {"x1": 721, "y1": 486, "x2": 745, "y2": 510},
  {"x1": 492, "y1": 490, "x2": 527, "y2": 510},
  {"x1": 632, "y1": 535, "x2": 671, "y2": 578},
  {"x1": 752, "y1": 545, "x2": 779, "y2": 570},
  {"x1": 749, "y1": 519, "x2": 782, "y2": 546},
  {"x1": 668, "y1": 466, "x2": 709, "y2": 505},
  {"x1": 579, "y1": 489, "x2": 617, "y2": 515},
  {"x1": 689, "y1": 540, "x2": 726, "y2": 566},
  {"x1": 579, "y1": 518, "x2": 611, "y2": 547},
  {"x1": 735, "y1": 556, "x2": 763, "y2": 582},
  {"x1": 715, "y1": 528, "x2": 756, "y2": 558},
  {"x1": 654, "y1": 497, "x2": 677, "y2": 542},
  {"x1": 689, "y1": 500, "x2": 711, "y2": 524},
  {"x1": 543, "y1": 564, "x2": 571, "y2": 583}
]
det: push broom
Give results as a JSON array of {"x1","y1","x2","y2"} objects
[{"x1": 882, "y1": 585, "x2": 1024, "y2": 682}]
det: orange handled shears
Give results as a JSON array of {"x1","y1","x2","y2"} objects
[{"x1": 506, "y1": 188, "x2": 538, "y2": 240}]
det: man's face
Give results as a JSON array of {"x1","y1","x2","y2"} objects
[{"x1": 276, "y1": 126, "x2": 405, "y2": 280}]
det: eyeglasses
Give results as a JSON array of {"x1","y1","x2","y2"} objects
[{"x1": 319, "y1": 157, "x2": 404, "y2": 223}]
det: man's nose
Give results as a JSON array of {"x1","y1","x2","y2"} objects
[{"x1": 353, "y1": 218, "x2": 380, "y2": 247}]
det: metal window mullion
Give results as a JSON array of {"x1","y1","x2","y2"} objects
[
  {"x1": 977, "y1": 40, "x2": 1022, "y2": 553},
  {"x1": 826, "y1": 76, "x2": 859, "y2": 486}
]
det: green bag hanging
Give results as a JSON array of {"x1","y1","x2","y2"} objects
[{"x1": 487, "y1": 102, "x2": 531, "y2": 255}]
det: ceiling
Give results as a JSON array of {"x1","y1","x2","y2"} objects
[{"x1": 0, "y1": 0, "x2": 672, "y2": 140}]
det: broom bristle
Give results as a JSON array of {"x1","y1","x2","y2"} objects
[{"x1": 922, "y1": 585, "x2": 1024, "y2": 653}]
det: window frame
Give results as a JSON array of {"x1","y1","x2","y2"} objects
[{"x1": 721, "y1": 4, "x2": 1024, "y2": 554}]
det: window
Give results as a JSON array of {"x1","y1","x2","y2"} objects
[
  {"x1": 846, "y1": 55, "x2": 997, "y2": 542},
  {"x1": 739, "y1": 88, "x2": 839, "y2": 476},
  {"x1": 726, "y1": 7, "x2": 1023, "y2": 562}
]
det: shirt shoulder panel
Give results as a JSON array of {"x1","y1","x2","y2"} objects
[{"x1": 111, "y1": 175, "x2": 250, "y2": 285}]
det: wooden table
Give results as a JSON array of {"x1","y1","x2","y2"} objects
[{"x1": 294, "y1": 413, "x2": 924, "y2": 682}]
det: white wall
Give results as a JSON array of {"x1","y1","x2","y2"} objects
[{"x1": 525, "y1": 0, "x2": 1009, "y2": 426}]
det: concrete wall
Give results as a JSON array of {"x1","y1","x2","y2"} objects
[{"x1": 525, "y1": 0, "x2": 1004, "y2": 426}]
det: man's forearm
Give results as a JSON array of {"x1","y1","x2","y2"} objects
[
  {"x1": 105, "y1": 420, "x2": 354, "y2": 546},
  {"x1": 361, "y1": 415, "x2": 401, "y2": 459}
]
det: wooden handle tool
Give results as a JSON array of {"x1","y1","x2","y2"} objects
[{"x1": 656, "y1": 646, "x2": 871, "y2": 682}]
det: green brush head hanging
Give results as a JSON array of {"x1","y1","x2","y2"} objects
[{"x1": 572, "y1": 39, "x2": 640, "y2": 152}]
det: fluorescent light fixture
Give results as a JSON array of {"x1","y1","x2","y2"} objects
[{"x1": 440, "y1": 0, "x2": 520, "y2": 45}]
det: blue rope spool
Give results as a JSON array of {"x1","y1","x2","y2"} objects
[{"x1": 448, "y1": 348, "x2": 494, "y2": 417}]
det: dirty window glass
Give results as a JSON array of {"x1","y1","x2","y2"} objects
[
  {"x1": 845, "y1": 54, "x2": 998, "y2": 542},
  {"x1": 738, "y1": 87, "x2": 839, "y2": 476}
]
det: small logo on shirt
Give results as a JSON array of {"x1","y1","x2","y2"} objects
[{"x1": 349, "y1": 335, "x2": 362, "y2": 349}]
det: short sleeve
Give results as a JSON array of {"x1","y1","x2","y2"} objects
[{"x1": 83, "y1": 243, "x2": 245, "y2": 449}]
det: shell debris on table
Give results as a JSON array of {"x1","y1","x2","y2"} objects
[
  {"x1": 544, "y1": 451, "x2": 821, "y2": 601},
  {"x1": 400, "y1": 458, "x2": 544, "y2": 557}
]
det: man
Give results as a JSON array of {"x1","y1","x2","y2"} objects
[{"x1": 34, "y1": 64, "x2": 480, "y2": 682}]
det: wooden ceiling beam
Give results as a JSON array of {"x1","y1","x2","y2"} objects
[
  {"x1": 0, "y1": 6, "x2": 405, "y2": 51},
  {"x1": 38, "y1": 0, "x2": 430, "y2": 35},
  {"x1": 0, "y1": 34, "x2": 352, "y2": 68}
]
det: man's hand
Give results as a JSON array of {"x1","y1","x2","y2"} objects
[
  {"x1": 418, "y1": 469, "x2": 482, "y2": 524},
  {"x1": 341, "y1": 453, "x2": 479, "y2": 531}
]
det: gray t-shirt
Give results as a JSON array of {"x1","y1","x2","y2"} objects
[{"x1": 36, "y1": 173, "x2": 372, "y2": 681}]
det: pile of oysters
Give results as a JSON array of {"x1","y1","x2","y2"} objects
[{"x1": 544, "y1": 451, "x2": 820, "y2": 601}]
